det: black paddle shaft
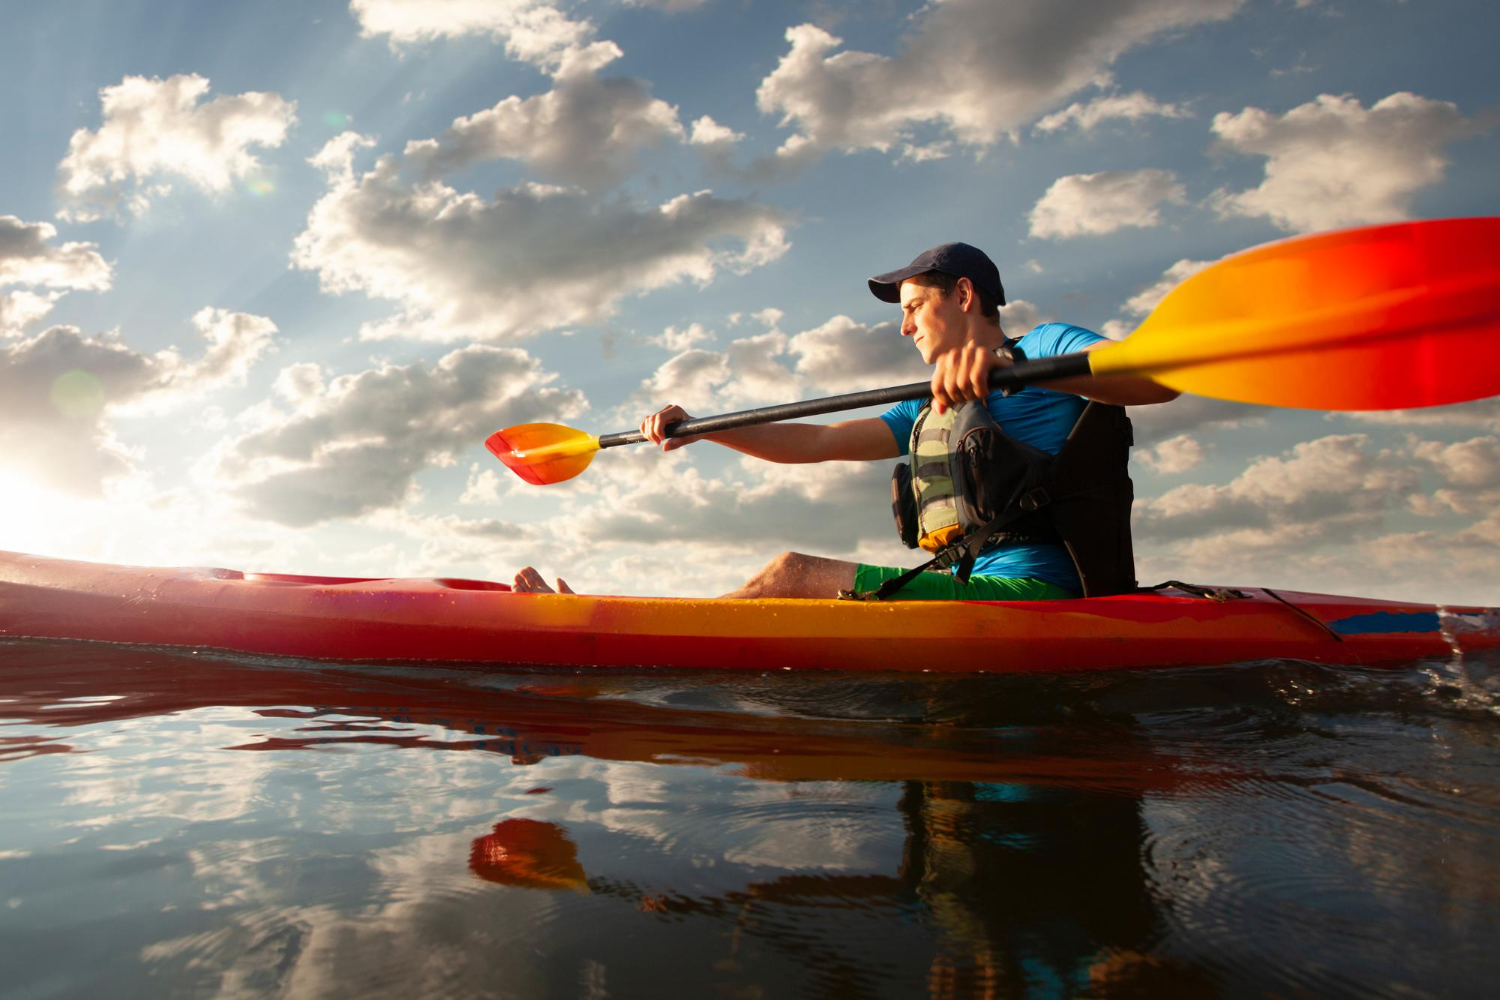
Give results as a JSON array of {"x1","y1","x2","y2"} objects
[{"x1": 595, "y1": 351, "x2": 1094, "y2": 449}]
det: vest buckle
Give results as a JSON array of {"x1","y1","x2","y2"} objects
[{"x1": 1019, "y1": 487, "x2": 1051, "y2": 512}]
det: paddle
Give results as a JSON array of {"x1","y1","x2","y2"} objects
[{"x1": 487, "y1": 217, "x2": 1500, "y2": 486}]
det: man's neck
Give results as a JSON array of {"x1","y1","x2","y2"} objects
[{"x1": 964, "y1": 319, "x2": 1007, "y2": 352}]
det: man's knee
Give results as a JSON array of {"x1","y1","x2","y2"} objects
[{"x1": 764, "y1": 551, "x2": 810, "y2": 578}]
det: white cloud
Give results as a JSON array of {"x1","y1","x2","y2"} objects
[
  {"x1": 648, "y1": 322, "x2": 714, "y2": 351},
  {"x1": 56, "y1": 74, "x2": 296, "y2": 222},
  {"x1": 786, "y1": 315, "x2": 926, "y2": 393},
  {"x1": 459, "y1": 463, "x2": 506, "y2": 505},
  {"x1": 0, "y1": 311, "x2": 277, "y2": 494},
  {"x1": 1136, "y1": 432, "x2": 1205, "y2": 474},
  {"x1": 1343, "y1": 399, "x2": 1500, "y2": 433},
  {"x1": 0, "y1": 290, "x2": 64, "y2": 334},
  {"x1": 349, "y1": 0, "x2": 618, "y2": 77},
  {"x1": 1209, "y1": 92, "x2": 1487, "y2": 233},
  {"x1": 688, "y1": 115, "x2": 742, "y2": 146},
  {"x1": 292, "y1": 139, "x2": 790, "y2": 343},
  {"x1": 1029, "y1": 169, "x2": 1186, "y2": 239},
  {"x1": 0, "y1": 216, "x2": 112, "y2": 291},
  {"x1": 1095, "y1": 256, "x2": 1214, "y2": 343},
  {"x1": 1129, "y1": 394, "x2": 1260, "y2": 449},
  {"x1": 1411, "y1": 435, "x2": 1500, "y2": 491},
  {"x1": 624, "y1": 0, "x2": 708, "y2": 10},
  {"x1": 1132, "y1": 430, "x2": 1500, "y2": 604},
  {"x1": 1122, "y1": 257, "x2": 1214, "y2": 316},
  {"x1": 1034, "y1": 91, "x2": 1189, "y2": 133},
  {"x1": 0, "y1": 216, "x2": 112, "y2": 335},
  {"x1": 1000, "y1": 299, "x2": 1047, "y2": 336},
  {"x1": 403, "y1": 65, "x2": 688, "y2": 189},
  {"x1": 1135, "y1": 434, "x2": 1416, "y2": 543},
  {"x1": 206, "y1": 345, "x2": 585, "y2": 525},
  {"x1": 628, "y1": 314, "x2": 929, "y2": 412},
  {"x1": 755, "y1": 0, "x2": 1241, "y2": 164}
]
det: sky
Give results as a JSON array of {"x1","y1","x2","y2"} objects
[{"x1": 2, "y1": 0, "x2": 1498, "y2": 604}]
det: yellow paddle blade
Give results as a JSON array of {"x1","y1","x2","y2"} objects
[
  {"x1": 485, "y1": 423, "x2": 600, "y2": 485},
  {"x1": 1090, "y1": 218, "x2": 1500, "y2": 410}
]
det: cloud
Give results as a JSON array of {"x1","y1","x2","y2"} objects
[
  {"x1": 628, "y1": 303, "x2": 1062, "y2": 419},
  {"x1": 1209, "y1": 92, "x2": 1488, "y2": 233},
  {"x1": 1028, "y1": 169, "x2": 1186, "y2": 239},
  {"x1": 207, "y1": 345, "x2": 585, "y2": 525},
  {"x1": 0, "y1": 291, "x2": 64, "y2": 334},
  {"x1": 785, "y1": 315, "x2": 927, "y2": 393},
  {"x1": 1121, "y1": 257, "x2": 1214, "y2": 316},
  {"x1": 349, "y1": 0, "x2": 618, "y2": 77},
  {"x1": 1128, "y1": 394, "x2": 1261, "y2": 449},
  {"x1": 0, "y1": 216, "x2": 112, "y2": 291},
  {"x1": 1034, "y1": 91, "x2": 1189, "y2": 133},
  {"x1": 648, "y1": 322, "x2": 715, "y2": 351},
  {"x1": 1342, "y1": 399, "x2": 1500, "y2": 433},
  {"x1": 562, "y1": 450, "x2": 898, "y2": 559},
  {"x1": 627, "y1": 313, "x2": 931, "y2": 413},
  {"x1": 624, "y1": 0, "x2": 708, "y2": 10},
  {"x1": 404, "y1": 64, "x2": 687, "y2": 190},
  {"x1": 292, "y1": 138, "x2": 790, "y2": 343},
  {"x1": 1096, "y1": 256, "x2": 1214, "y2": 343},
  {"x1": 1134, "y1": 433, "x2": 1416, "y2": 543},
  {"x1": 0, "y1": 312, "x2": 277, "y2": 494},
  {"x1": 1132, "y1": 431, "x2": 1500, "y2": 603},
  {"x1": 755, "y1": 0, "x2": 1241, "y2": 164},
  {"x1": 0, "y1": 216, "x2": 113, "y2": 335},
  {"x1": 688, "y1": 115, "x2": 742, "y2": 146},
  {"x1": 1136, "y1": 433, "x2": 1205, "y2": 474},
  {"x1": 56, "y1": 74, "x2": 296, "y2": 222}
]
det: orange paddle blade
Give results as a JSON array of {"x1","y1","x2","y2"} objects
[
  {"x1": 484, "y1": 423, "x2": 599, "y2": 485},
  {"x1": 469, "y1": 819, "x2": 589, "y2": 891},
  {"x1": 1091, "y1": 218, "x2": 1500, "y2": 409}
]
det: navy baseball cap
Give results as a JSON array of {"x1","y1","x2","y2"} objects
[{"x1": 868, "y1": 242, "x2": 1006, "y2": 306}]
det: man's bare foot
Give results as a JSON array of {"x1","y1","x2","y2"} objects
[{"x1": 513, "y1": 566, "x2": 576, "y2": 594}]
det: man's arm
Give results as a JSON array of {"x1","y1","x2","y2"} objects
[
  {"x1": 929, "y1": 341, "x2": 1180, "y2": 412},
  {"x1": 641, "y1": 405, "x2": 900, "y2": 462}
]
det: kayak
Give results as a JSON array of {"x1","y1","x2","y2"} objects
[{"x1": 0, "y1": 550, "x2": 1496, "y2": 673}]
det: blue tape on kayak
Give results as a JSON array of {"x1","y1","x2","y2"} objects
[{"x1": 1328, "y1": 611, "x2": 1442, "y2": 636}]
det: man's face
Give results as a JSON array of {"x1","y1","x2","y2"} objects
[{"x1": 899, "y1": 278, "x2": 966, "y2": 365}]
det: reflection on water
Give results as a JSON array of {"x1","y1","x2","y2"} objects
[{"x1": 0, "y1": 639, "x2": 1496, "y2": 998}]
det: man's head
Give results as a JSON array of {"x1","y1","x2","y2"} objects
[
  {"x1": 869, "y1": 243, "x2": 1005, "y2": 363},
  {"x1": 868, "y1": 242, "x2": 1005, "y2": 315}
]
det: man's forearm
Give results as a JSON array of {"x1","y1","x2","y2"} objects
[
  {"x1": 1039, "y1": 372, "x2": 1181, "y2": 406},
  {"x1": 700, "y1": 419, "x2": 898, "y2": 463}
]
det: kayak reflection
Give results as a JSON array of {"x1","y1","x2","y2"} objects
[
  {"x1": 0, "y1": 640, "x2": 1223, "y2": 792},
  {"x1": 0, "y1": 639, "x2": 1231, "y2": 997}
]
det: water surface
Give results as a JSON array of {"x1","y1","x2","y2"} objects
[{"x1": 1, "y1": 640, "x2": 1496, "y2": 998}]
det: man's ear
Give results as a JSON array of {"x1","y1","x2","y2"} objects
[{"x1": 956, "y1": 276, "x2": 974, "y2": 312}]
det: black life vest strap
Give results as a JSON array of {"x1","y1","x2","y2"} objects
[{"x1": 840, "y1": 480, "x2": 1046, "y2": 602}]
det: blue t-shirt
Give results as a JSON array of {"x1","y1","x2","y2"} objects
[{"x1": 879, "y1": 322, "x2": 1106, "y2": 593}]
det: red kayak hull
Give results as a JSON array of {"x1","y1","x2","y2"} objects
[{"x1": 1, "y1": 550, "x2": 1495, "y2": 673}]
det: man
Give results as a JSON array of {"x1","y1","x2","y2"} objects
[{"x1": 513, "y1": 243, "x2": 1177, "y2": 598}]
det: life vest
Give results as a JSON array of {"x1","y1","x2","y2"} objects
[{"x1": 887, "y1": 397, "x2": 1137, "y2": 598}]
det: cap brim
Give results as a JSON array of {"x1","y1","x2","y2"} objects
[{"x1": 867, "y1": 264, "x2": 929, "y2": 303}]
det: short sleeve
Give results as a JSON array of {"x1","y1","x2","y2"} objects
[
  {"x1": 1016, "y1": 322, "x2": 1106, "y2": 359},
  {"x1": 879, "y1": 398, "x2": 920, "y2": 457}
]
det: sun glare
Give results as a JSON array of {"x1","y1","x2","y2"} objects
[{"x1": 0, "y1": 467, "x2": 91, "y2": 556}]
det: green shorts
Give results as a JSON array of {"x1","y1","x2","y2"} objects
[{"x1": 853, "y1": 564, "x2": 1076, "y2": 602}]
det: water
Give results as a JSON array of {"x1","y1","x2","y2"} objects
[{"x1": 1, "y1": 640, "x2": 1497, "y2": 999}]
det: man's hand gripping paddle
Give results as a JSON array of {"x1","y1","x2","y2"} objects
[{"x1": 487, "y1": 218, "x2": 1500, "y2": 486}]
